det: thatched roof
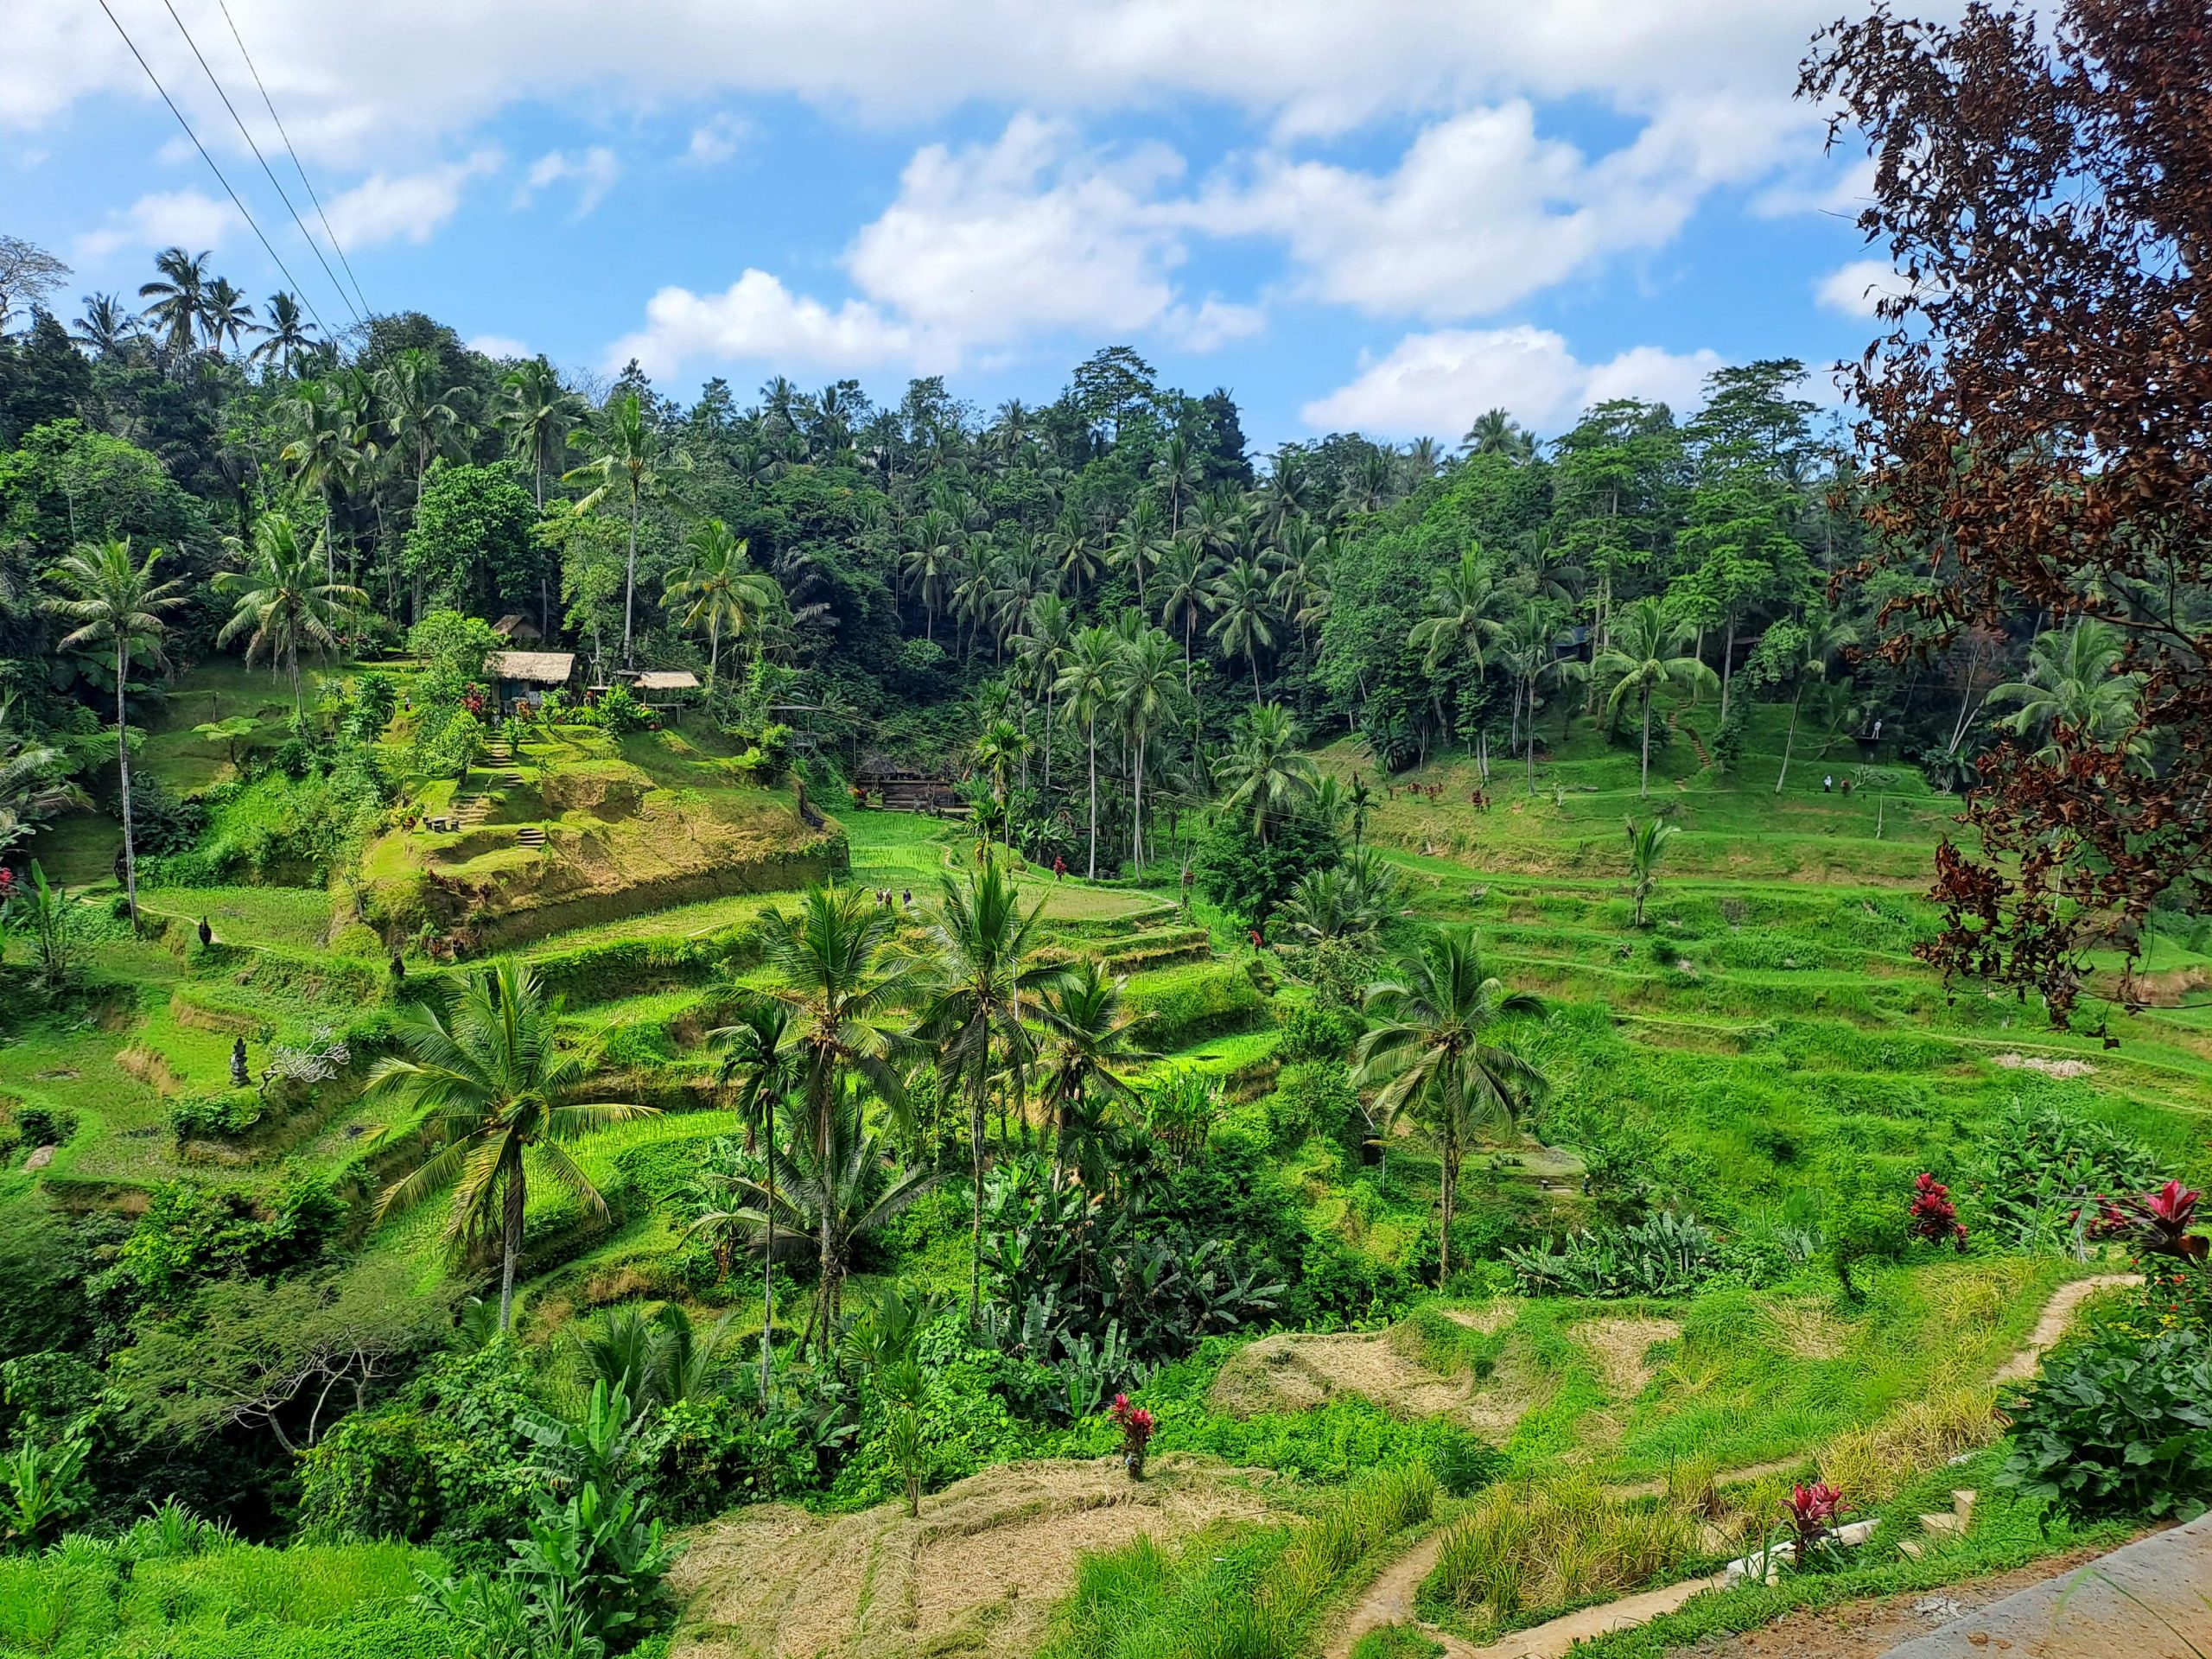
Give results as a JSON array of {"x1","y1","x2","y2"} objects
[
  {"x1": 630, "y1": 671, "x2": 701, "y2": 692},
  {"x1": 490, "y1": 651, "x2": 575, "y2": 684},
  {"x1": 491, "y1": 614, "x2": 543, "y2": 643}
]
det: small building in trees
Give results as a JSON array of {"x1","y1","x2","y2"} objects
[
  {"x1": 626, "y1": 670, "x2": 700, "y2": 711},
  {"x1": 491, "y1": 614, "x2": 544, "y2": 646},
  {"x1": 489, "y1": 650, "x2": 575, "y2": 714}
]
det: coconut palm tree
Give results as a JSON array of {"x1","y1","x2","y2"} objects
[
  {"x1": 1624, "y1": 816, "x2": 1679, "y2": 927},
  {"x1": 1152, "y1": 434, "x2": 1203, "y2": 537},
  {"x1": 43, "y1": 537, "x2": 187, "y2": 932},
  {"x1": 664, "y1": 519, "x2": 781, "y2": 695},
  {"x1": 276, "y1": 379, "x2": 364, "y2": 585},
  {"x1": 0, "y1": 695, "x2": 89, "y2": 858},
  {"x1": 1594, "y1": 596, "x2": 1719, "y2": 797},
  {"x1": 1207, "y1": 555, "x2": 1279, "y2": 695},
  {"x1": 249, "y1": 291, "x2": 316, "y2": 373},
  {"x1": 1462, "y1": 408, "x2": 1535, "y2": 462},
  {"x1": 1056, "y1": 626, "x2": 1121, "y2": 878},
  {"x1": 702, "y1": 994, "x2": 803, "y2": 1400},
  {"x1": 1408, "y1": 547, "x2": 1513, "y2": 686},
  {"x1": 1773, "y1": 607, "x2": 1859, "y2": 793},
  {"x1": 1281, "y1": 850, "x2": 1398, "y2": 946},
  {"x1": 69, "y1": 293, "x2": 138, "y2": 359},
  {"x1": 1986, "y1": 619, "x2": 2147, "y2": 764},
  {"x1": 690, "y1": 1087, "x2": 943, "y2": 1350},
  {"x1": 1115, "y1": 629, "x2": 1179, "y2": 873},
  {"x1": 912, "y1": 858, "x2": 1070, "y2": 1324},
  {"x1": 1114, "y1": 497, "x2": 1168, "y2": 609},
  {"x1": 200, "y1": 278, "x2": 259, "y2": 356},
  {"x1": 565, "y1": 392, "x2": 677, "y2": 670},
  {"x1": 1012, "y1": 594, "x2": 1073, "y2": 790},
  {"x1": 1155, "y1": 537, "x2": 1217, "y2": 696},
  {"x1": 365, "y1": 958, "x2": 656, "y2": 1332},
  {"x1": 1496, "y1": 601, "x2": 1585, "y2": 791},
  {"x1": 754, "y1": 884, "x2": 916, "y2": 1353},
  {"x1": 1213, "y1": 702, "x2": 1317, "y2": 846},
  {"x1": 899, "y1": 509, "x2": 963, "y2": 645},
  {"x1": 1033, "y1": 957, "x2": 1147, "y2": 1185},
  {"x1": 214, "y1": 512, "x2": 365, "y2": 715},
  {"x1": 972, "y1": 719, "x2": 1033, "y2": 850},
  {"x1": 1353, "y1": 930, "x2": 1547, "y2": 1286},
  {"x1": 493, "y1": 359, "x2": 588, "y2": 509},
  {"x1": 137, "y1": 247, "x2": 211, "y2": 364},
  {"x1": 376, "y1": 348, "x2": 473, "y2": 513},
  {"x1": 1348, "y1": 774, "x2": 1373, "y2": 851}
]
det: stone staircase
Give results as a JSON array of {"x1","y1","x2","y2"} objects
[
  {"x1": 515, "y1": 825, "x2": 548, "y2": 850},
  {"x1": 453, "y1": 794, "x2": 493, "y2": 826},
  {"x1": 1893, "y1": 1488, "x2": 1977, "y2": 1561}
]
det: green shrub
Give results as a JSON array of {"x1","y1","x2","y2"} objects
[
  {"x1": 1967, "y1": 1097, "x2": 2165, "y2": 1251},
  {"x1": 1998, "y1": 1325, "x2": 2212, "y2": 1518},
  {"x1": 167, "y1": 1089, "x2": 268, "y2": 1141},
  {"x1": 1503, "y1": 1212, "x2": 1730, "y2": 1299}
]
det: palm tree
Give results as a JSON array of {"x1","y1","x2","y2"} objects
[
  {"x1": 972, "y1": 719, "x2": 1033, "y2": 850},
  {"x1": 1496, "y1": 601, "x2": 1584, "y2": 791},
  {"x1": 1114, "y1": 498, "x2": 1168, "y2": 609},
  {"x1": 1033, "y1": 958, "x2": 1146, "y2": 1185},
  {"x1": 1055, "y1": 626, "x2": 1120, "y2": 878},
  {"x1": 1348, "y1": 774, "x2": 1373, "y2": 851},
  {"x1": 703, "y1": 994, "x2": 802, "y2": 1400},
  {"x1": 912, "y1": 858, "x2": 1070, "y2": 1323},
  {"x1": 691, "y1": 1089, "x2": 944, "y2": 1349},
  {"x1": 1986, "y1": 619, "x2": 2146, "y2": 763},
  {"x1": 564, "y1": 392, "x2": 672, "y2": 670},
  {"x1": 1352, "y1": 931, "x2": 1547, "y2": 1286},
  {"x1": 1207, "y1": 556, "x2": 1279, "y2": 694},
  {"x1": 899, "y1": 510, "x2": 963, "y2": 645},
  {"x1": 214, "y1": 513, "x2": 365, "y2": 716},
  {"x1": 1152, "y1": 434, "x2": 1202, "y2": 537},
  {"x1": 1214, "y1": 702, "x2": 1317, "y2": 846},
  {"x1": 276, "y1": 379, "x2": 363, "y2": 585},
  {"x1": 1773, "y1": 607, "x2": 1859, "y2": 793},
  {"x1": 1409, "y1": 547, "x2": 1513, "y2": 686},
  {"x1": 1594, "y1": 597, "x2": 1719, "y2": 797},
  {"x1": 664, "y1": 519, "x2": 781, "y2": 695},
  {"x1": 1155, "y1": 537, "x2": 1217, "y2": 696},
  {"x1": 43, "y1": 537, "x2": 186, "y2": 932},
  {"x1": 1115, "y1": 629, "x2": 1179, "y2": 872},
  {"x1": 69, "y1": 293, "x2": 137, "y2": 358},
  {"x1": 1462, "y1": 409, "x2": 1535, "y2": 462},
  {"x1": 200, "y1": 278, "x2": 259, "y2": 356},
  {"x1": 376, "y1": 347, "x2": 472, "y2": 511},
  {"x1": 137, "y1": 247, "x2": 210, "y2": 363},
  {"x1": 249, "y1": 291, "x2": 316, "y2": 373},
  {"x1": 755, "y1": 885, "x2": 916, "y2": 1353},
  {"x1": 0, "y1": 695, "x2": 89, "y2": 857},
  {"x1": 1281, "y1": 849, "x2": 1398, "y2": 946},
  {"x1": 493, "y1": 359, "x2": 587, "y2": 509},
  {"x1": 1624, "y1": 817, "x2": 1679, "y2": 927},
  {"x1": 365, "y1": 959, "x2": 656, "y2": 1332},
  {"x1": 1012, "y1": 594, "x2": 1073, "y2": 791}
]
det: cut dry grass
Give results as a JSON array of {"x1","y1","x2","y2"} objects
[{"x1": 1424, "y1": 1474, "x2": 1703, "y2": 1635}]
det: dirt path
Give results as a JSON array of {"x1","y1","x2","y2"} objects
[
  {"x1": 1991, "y1": 1274, "x2": 2135, "y2": 1383},
  {"x1": 1321, "y1": 1274, "x2": 2136, "y2": 1659}
]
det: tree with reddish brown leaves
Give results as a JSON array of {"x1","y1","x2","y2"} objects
[{"x1": 1802, "y1": 2, "x2": 2212, "y2": 1030}]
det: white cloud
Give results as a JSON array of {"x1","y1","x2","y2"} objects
[
  {"x1": 1815, "y1": 257, "x2": 1911, "y2": 317},
  {"x1": 1200, "y1": 95, "x2": 1802, "y2": 322},
  {"x1": 1160, "y1": 297, "x2": 1265, "y2": 353},
  {"x1": 683, "y1": 112, "x2": 753, "y2": 166},
  {"x1": 73, "y1": 190, "x2": 242, "y2": 265},
  {"x1": 517, "y1": 147, "x2": 620, "y2": 217},
  {"x1": 1301, "y1": 325, "x2": 1721, "y2": 439},
  {"x1": 605, "y1": 268, "x2": 938, "y2": 380},
  {"x1": 325, "y1": 149, "x2": 502, "y2": 248},
  {"x1": 845, "y1": 115, "x2": 1189, "y2": 348},
  {"x1": 467, "y1": 334, "x2": 531, "y2": 359},
  {"x1": 1752, "y1": 156, "x2": 1878, "y2": 220}
]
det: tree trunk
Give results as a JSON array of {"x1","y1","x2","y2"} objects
[
  {"x1": 1130, "y1": 743, "x2": 1144, "y2": 872},
  {"x1": 116, "y1": 644, "x2": 140, "y2": 934},
  {"x1": 1086, "y1": 722, "x2": 1099, "y2": 880},
  {"x1": 708, "y1": 615, "x2": 721, "y2": 697},
  {"x1": 1719, "y1": 610, "x2": 1736, "y2": 721},
  {"x1": 1777, "y1": 682, "x2": 1802, "y2": 794},
  {"x1": 968, "y1": 1053, "x2": 987, "y2": 1326},
  {"x1": 499, "y1": 1165, "x2": 524, "y2": 1332},
  {"x1": 1439, "y1": 1131, "x2": 1458, "y2": 1288},
  {"x1": 621, "y1": 491, "x2": 639, "y2": 669},
  {"x1": 1639, "y1": 692, "x2": 1653, "y2": 798},
  {"x1": 760, "y1": 1148, "x2": 775, "y2": 1404}
]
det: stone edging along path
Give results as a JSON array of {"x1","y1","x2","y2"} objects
[{"x1": 1323, "y1": 1274, "x2": 2139, "y2": 1659}]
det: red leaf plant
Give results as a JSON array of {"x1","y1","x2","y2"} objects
[
  {"x1": 2093, "y1": 1180, "x2": 2209, "y2": 1263},
  {"x1": 1783, "y1": 1481, "x2": 1849, "y2": 1569},
  {"x1": 1908, "y1": 1173, "x2": 1969, "y2": 1253},
  {"x1": 1109, "y1": 1392, "x2": 1156, "y2": 1482}
]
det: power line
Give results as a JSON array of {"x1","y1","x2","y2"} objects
[
  {"x1": 158, "y1": 0, "x2": 360, "y2": 330},
  {"x1": 216, "y1": 0, "x2": 372, "y2": 321},
  {"x1": 92, "y1": 0, "x2": 330, "y2": 339}
]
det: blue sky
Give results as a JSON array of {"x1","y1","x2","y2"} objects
[{"x1": 3, "y1": 2, "x2": 1919, "y2": 448}]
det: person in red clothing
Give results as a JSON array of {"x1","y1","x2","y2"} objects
[{"x1": 1052, "y1": 855, "x2": 1067, "y2": 881}]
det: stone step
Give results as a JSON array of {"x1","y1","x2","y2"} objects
[
  {"x1": 1897, "y1": 1538, "x2": 1926, "y2": 1561},
  {"x1": 1953, "y1": 1488, "x2": 1978, "y2": 1525},
  {"x1": 1919, "y1": 1511, "x2": 1964, "y2": 1536},
  {"x1": 515, "y1": 827, "x2": 547, "y2": 849}
]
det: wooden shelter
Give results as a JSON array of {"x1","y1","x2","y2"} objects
[
  {"x1": 489, "y1": 650, "x2": 576, "y2": 713},
  {"x1": 626, "y1": 670, "x2": 701, "y2": 710},
  {"x1": 855, "y1": 757, "x2": 958, "y2": 812},
  {"x1": 491, "y1": 614, "x2": 543, "y2": 645}
]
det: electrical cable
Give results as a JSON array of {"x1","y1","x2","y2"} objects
[
  {"x1": 92, "y1": 0, "x2": 329, "y2": 338},
  {"x1": 216, "y1": 0, "x2": 373, "y2": 321},
  {"x1": 158, "y1": 0, "x2": 359, "y2": 328}
]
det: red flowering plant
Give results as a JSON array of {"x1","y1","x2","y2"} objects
[
  {"x1": 1908, "y1": 1173, "x2": 1969, "y2": 1253},
  {"x1": 2091, "y1": 1180, "x2": 2208, "y2": 1262},
  {"x1": 461, "y1": 685, "x2": 489, "y2": 721},
  {"x1": 1782, "y1": 1481, "x2": 1849, "y2": 1569},
  {"x1": 1108, "y1": 1393, "x2": 1156, "y2": 1482}
]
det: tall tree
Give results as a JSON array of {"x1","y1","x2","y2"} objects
[
  {"x1": 1353, "y1": 930, "x2": 1546, "y2": 1286},
  {"x1": 249, "y1": 292, "x2": 316, "y2": 373},
  {"x1": 664, "y1": 518, "x2": 781, "y2": 695},
  {"x1": 493, "y1": 359, "x2": 586, "y2": 509},
  {"x1": 42, "y1": 537, "x2": 186, "y2": 932},
  {"x1": 366, "y1": 959, "x2": 654, "y2": 1333},
  {"x1": 137, "y1": 247, "x2": 210, "y2": 364},
  {"x1": 276, "y1": 379, "x2": 363, "y2": 584},
  {"x1": 1207, "y1": 555, "x2": 1278, "y2": 694},
  {"x1": 214, "y1": 512, "x2": 365, "y2": 715},
  {"x1": 375, "y1": 347, "x2": 472, "y2": 511},
  {"x1": 1114, "y1": 628, "x2": 1178, "y2": 872},
  {"x1": 1155, "y1": 537, "x2": 1217, "y2": 696},
  {"x1": 1213, "y1": 702, "x2": 1317, "y2": 846},
  {"x1": 703, "y1": 995, "x2": 802, "y2": 1401},
  {"x1": 912, "y1": 858, "x2": 1069, "y2": 1324},
  {"x1": 1033, "y1": 958, "x2": 1147, "y2": 1186},
  {"x1": 1594, "y1": 596, "x2": 1719, "y2": 797},
  {"x1": 1056, "y1": 626, "x2": 1120, "y2": 878},
  {"x1": 564, "y1": 392, "x2": 671, "y2": 670}
]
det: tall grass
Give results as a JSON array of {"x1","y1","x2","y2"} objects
[
  {"x1": 1039, "y1": 1463, "x2": 1440, "y2": 1659},
  {"x1": 1426, "y1": 1475, "x2": 1701, "y2": 1633}
]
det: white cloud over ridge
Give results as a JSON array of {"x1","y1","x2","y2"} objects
[
  {"x1": 73, "y1": 190, "x2": 241, "y2": 265},
  {"x1": 325, "y1": 150, "x2": 503, "y2": 249},
  {"x1": 606, "y1": 269, "x2": 939, "y2": 379},
  {"x1": 1302, "y1": 326, "x2": 1722, "y2": 439}
]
